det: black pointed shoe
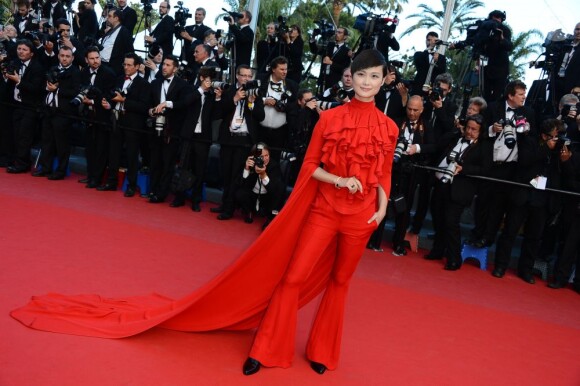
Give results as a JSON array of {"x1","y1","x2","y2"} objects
[
  {"x1": 310, "y1": 361, "x2": 327, "y2": 374},
  {"x1": 242, "y1": 357, "x2": 261, "y2": 376}
]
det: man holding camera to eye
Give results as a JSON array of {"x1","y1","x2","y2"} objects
[
  {"x1": 469, "y1": 81, "x2": 537, "y2": 258},
  {"x1": 78, "y1": 47, "x2": 116, "y2": 188},
  {"x1": 140, "y1": 44, "x2": 163, "y2": 83},
  {"x1": 147, "y1": 55, "x2": 192, "y2": 203},
  {"x1": 33, "y1": 45, "x2": 81, "y2": 180},
  {"x1": 480, "y1": 10, "x2": 513, "y2": 103},
  {"x1": 226, "y1": 10, "x2": 253, "y2": 68},
  {"x1": 310, "y1": 27, "x2": 352, "y2": 93},
  {"x1": 42, "y1": 0, "x2": 66, "y2": 31},
  {"x1": 4, "y1": 39, "x2": 45, "y2": 174},
  {"x1": 233, "y1": 143, "x2": 285, "y2": 229},
  {"x1": 144, "y1": 2, "x2": 174, "y2": 60},
  {"x1": 257, "y1": 56, "x2": 298, "y2": 161},
  {"x1": 375, "y1": 63, "x2": 407, "y2": 122},
  {"x1": 212, "y1": 64, "x2": 265, "y2": 220},
  {"x1": 98, "y1": 53, "x2": 149, "y2": 195},
  {"x1": 320, "y1": 66, "x2": 353, "y2": 103},
  {"x1": 13, "y1": 0, "x2": 36, "y2": 38},
  {"x1": 41, "y1": 19, "x2": 86, "y2": 69},
  {"x1": 557, "y1": 93, "x2": 580, "y2": 151},
  {"x1": 179, "y1": 7, "x2": 209, "y2": 60}
]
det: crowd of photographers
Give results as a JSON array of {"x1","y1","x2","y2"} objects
[{"x1": 1, "y1": 2, "x2": 579, "y2": 292}]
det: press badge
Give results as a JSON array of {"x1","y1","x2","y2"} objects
[{"x1": 234, "y1": 116, "x2": 244, "y2": 129}]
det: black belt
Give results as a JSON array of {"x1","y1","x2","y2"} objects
[
  {"x1": 230, "y1": 131, "x2": 249, "y2": 136},
  {"x1": 493, "y1": 161, "x2": 516, "y2": 165}
]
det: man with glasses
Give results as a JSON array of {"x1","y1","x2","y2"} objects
[
  {"x1": 428, "y1": 114, "x2": 492, "y2": 271},
  {"x1": 145, "y1": 2, "x2": 174, "y2": 59}
]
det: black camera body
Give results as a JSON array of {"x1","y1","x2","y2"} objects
[
  {"x1": 393, "y1": 137, "x2": 409, "y2": 163},
  {"x1": 253, "y1": 155, "x2": 264, "y2": 168},
  {"x1": 111, "y1": 87, "x2": 126, "y2": 98},
  {"x1": 561, "y1": 102, "x2": 580, "y2": 124},
  {"x1": 1, "y1": 62, "x2": 18, "y2": 76},
  {"x1": 312, "y1": 19, "x2": 335, "y2": 40},
  {"x1": 430, "y1": 83, "x2": 443, "y2": 101},
  {"x1": 222, "y1": 8, "x2": 244, "y2": 23},
  {"x1": 71, "y1": 85, "x2": 102, "y2": 106},
  {"x1": 274, "y1": 90, "x2": 292, "y2": 112},
  {"x1": 353, "y1": 13, "x2": 399, "y2": 38},
  {"x1": 276, "y1": 15, "x2": 289, "y2": 36},
  {"x1": 46, "y1": 67, "x2": 69, "y2": 84}
]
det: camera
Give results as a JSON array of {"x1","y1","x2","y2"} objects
[
  {"x1": 104, "y1": 0, "x2": 115, "y2": 9},
  {"x1": 316, "y1": 100, "x2": 340, "y2": 110},
  {"x1": 276, "y1": 15, "x2": 289, "y2": 36},
  {"x1": 71, "y1": 85, "x2": 101, "y2": 107},
  {"x1": 147, "y1": 108, "x2": 166, "y2": 135},
  {"x1": 554, "y1": 135, "x2": 571, "y2": 152},
  {"x1": 222, "y1": 8, "x2": 243, "y2": 23},
  {"x1": 393, "y1": 137, "x2": 409, "y2": 163},
  {"x1": 337, "y1": 88, "x2": 354, "y2": 101},
  {"x1": 111, "y1": 87, "x2": 126, "y2": 98},
  {"x1": 561, "y1": 103, "x2": 580, "y2": 124},
  {"x1": 211, "y1": 81, "x2": 230, "y2": 90},
  {"x1": 274, "y1": 90, "x2": 292, "y2": 112},
  {"x1": 429, "y1": 83, "x2": 443, "y2": 101},
  {"x1": 176, "y1": 61, "x2": 195, "y2": 83},
  {"x1": 46, "y1": 67, "x2": 68, "y2": 84},
  {"x1": 502, "y1": 122, "x2": 517, "y2": 149},
  {"x1": 280, "y1": 151, "x2": 296, "y2": 162},
  {"x1": 24, "y1": 30, "x2": 47, "y2": 44},
  {"x1": 312, "y1": 19, "x2": 335, "y2": 41},
  {"x1": 1, "y1": 62, "x2": 18, "y2": 76},
  {"x1": 173, "y1": 1, "x2": 191, "y2": 37},
  {"x1": 82, "y1": 36, "x2": 104, "y2": 52},
  {"x1": 353, "y1": 13, "x2": 399, "y2": 38},
  {"x1": 252, "y1": 144, "x2": 265, "y2": 170},
  {"x1": 241, "y1": 79, "x2": 261, "y2": 97},
  {"x1": 440, "y1": 151, "x2": 458, "y2": 184},
  {"x1": 147, "y1": 43, "x2": 161, "y2": 59},
  {"x1": 513, "y1": 115, "x2": 530, "y2": 134}
]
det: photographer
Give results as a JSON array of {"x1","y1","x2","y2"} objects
[
  {"x1": 557, "y1": 93, "x2": 580, "y2": 151},
  {"x1": 257, "y1": 56, "x2": 298, "y2": 160},
  {"x1": 412, "y1": 31, "x2": 447, "y2": 96},
  {"x1": 389, "y1": 95, "x2": 436, "y2": 256},
  {"x1": 178, "y1": 7, "x2": 209, "y2": 60},
  {"x1": 311, "y1": 27, "x2": 352, "y2": 92},
  {"x1": 212, "y1": 64, "x2": 265, "y2": 220},
  {"x1": 375, "y1": 63, "x2": 408, "y2": 122},
  {"x1": 33, "y1": 45, "x2": 81, "y2": 180},
  {"x1": 281, "y1": 24, "x2": 304, "y2": 84},
  {"x1": 455, "y1": 96, "x2": 487, "y2": 134},
  {"x1": 42, "y1": 0, "x2": 66, "y2": 31},
  {"x1": 13, "y1": 0, "x2": 36, "y2": 38},
  {"x1": 170, "y1": 66, "x2": 221, "y2": 211},
  {"x1": 187, "y1": 43, "x2": 217, "y2": 83},
  {"x1": 198, "y1": 30, "x2": 228, "y2": 73},
  {"x1": 78, "y1": 46, "x2": 116, "y2": 188},
  {"x1": 428, "y1": 114, "x2": 492, "y2": 270},
  {"x1": 99, "y1": 53, "x2": 150, "y2": 196},
  {"x1": 480, "y1": 10, "x2": 513, "y2": 103},
  {"x1": 41, "y1": 19, "x2": 86, "y2": 69},
  {"x1": 117, "y1": 0, "x2": 137, "y2": 35},
  {"x1": 234, "y1": 143, "x2": 285, "y2": 229},
  {"x1": 75, "y1": 0, "x2": 98, "y2": 41},
  {"x1": 375, "y1": 29, "x2": 400, "y2": 64},
  {"x1": 99, "y1": 8, "x2": 134, "y2": 77},
  {"x1": 285, "y1": 88, "x2": 320, "y2": 185},
  {"x1": 470, "y1": 80, "x2": 537, "y2": 251},
  {"x1": 226, "y1": 10, "x2": 253, "y2": 68},
  {"x1": 423, "y1": 73, "x2": 455, "y2": 138},
  {"x1": 256, "y1": 23, "x2": 277, "y2": 76},
  {"x1": 140, "y1": 43, "x2": 163, "y2": 82},
  {"x1": 147, "y1": 55, "x2": 192, "y2": 203},
  {"x1": 144, "y1": 2, "x2": 174, "y2": 59},
  {"x1": 321, "y1": 66, "x2": 353, "y2": 103},
  {"x1": 493, "y1": 119, "x2": 570, "y2": 284},
  {"x1": 4, "y1": 39, "x2": 45, "y2": 174},
  {"x1": 554, "y1": 23, "x2": 580, "y2": 107}
]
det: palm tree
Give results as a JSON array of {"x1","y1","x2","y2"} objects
[
  {"x1": 508, "y1": 28, "x2": 544, "y2": 81},
  {"x1": 399, "y1": 0, "x2": 484, "y2": 40}
]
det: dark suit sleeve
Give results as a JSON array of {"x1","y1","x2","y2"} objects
[
  {"x1": 123, "y1": 8, "x2": 138, "y2": 35},
  {"x1": 124, "y1": 78, "x2": 151, "y2": 115},
  {"x1": 152, "y1": 17, "x2": 174, "y2": 49}
]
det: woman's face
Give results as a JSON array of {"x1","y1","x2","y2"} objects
[{"x1": 352, "y1": 65, "x2": 384, "y2": 102}]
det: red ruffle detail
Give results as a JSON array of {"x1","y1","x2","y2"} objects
[{"x1": 319, "y1": 99, "x2": 397, "y2": 202}]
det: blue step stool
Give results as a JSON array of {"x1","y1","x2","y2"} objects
[
  {"x1": 122, "y1": 171, "x2": 150, "y2": 196},
  {"x1": 461, "y1": 243, "x2": 488, "y2": 271}
]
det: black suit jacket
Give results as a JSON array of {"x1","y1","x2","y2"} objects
[
  {"x1": 217, "y1": 88, "x2": 266, "y2": 145},
  {"x1": 151, "y1": 15, "x2": 175, "y2": 58},
  {"x1": 257, "y1": 75, "x2": 299, "y2": 106},
  {"x1": 256, "y1": 37, "x2": 278, "y2": 73},
  {"x1": 9, "y1": 58, "x2": 45, "y2": 107},
  {"x1": 229, "y1": 24, "x2": 254, "y2": 68},
  {"x1": 116, "y1": 74, "x2": 150, "y2": 130},
  {"x1": 42, "y1": 1, "x2": 66, "y2": 27},
  {"x1": 484, "y1": 101, "x2": 537, "y2": 139},
  {"x1": 312, "y1": 41, "x2": 351, "y2": 88},
  {"x1": 103, "y1": 25, "x2": 135, "y2": 77},
  {"x1": 423, "y1": 97, "x2": 457, "y2": 139},
  {"x1": 435, "y1": 131, "x2": 492, "y2": 205},
  {"x1": 78, "y1": 9, "x2": 99, "y2": 41},
  {"x1": 181, "y1": 23, "x2": 210, "y2": 59},
  {"x1": 180, "y1": 88, "x2": 217, "y2": 142},
  {"x1": 149, "y1": 76, "x2": 192, "y2": 136},
  {"x1": 46, "y1": 65, "x2": 82, "y2": 115},
  {"x1": 412, "y1": 50, "x2": 447, "y2": 93},
  {"x1": 482, "y1": 23, "x2": 513, "y2": 79},
  {"x1": 394, "y1": 117, "x2": 436, "y2": 166},
  {"x1": 120, "y1": 6, "x2": 137, "y2": 35},
  {"x1": 376, "y1": 32, "x2": 400, "y2": 62},
  {"x1": 282, "y1": 37, "x2": 304, "y2": 74},
  {"x1": 375, "y1": 85, "x2": 406, "y2": 122},
  {"x1": 79, "y1": 65, "x2": 116, "y2": 122},
  {"x1": 13, "y1": 13, "x2": 36, "y2": 37}
]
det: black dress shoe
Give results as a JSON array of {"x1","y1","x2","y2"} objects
[
  {"x1": 242, "y1": 357, "x2": 261, "y2": 376},
  {"x1": 471, "y1": 238, "x2": 489, "y2": 248},
  {"x1": 518, "y1": 273, "x2": 536, "y2": 284},
  {"x1": 210, "y1": 206, "x2": 224, "y2": 213},
  {"x1": 169, "y1": 198, "x2": 185, "y2": 207},
  {"x1": 124, "y1": 187, "x2": 136, "y2": 197},
  {"x1": 85, "y1": 181, "x2": 98, "y2": 189},
  {"x1": 310, "y1": 361, "x2": 327, "y2": 374},
  {"x1": 242, "y1": 210, "x2": 253, "y2": 223},
  {"x1": 149, "y1": 195, "x2": 164, "y2": 203},
  {"x1": 217, "y1": 213, "x2": 233, "y2": 220},
  {"x1": 32, "y1": 170, "x2": 50, "y2": 177},
  {"x1": 492, "y1": 267, "x2": 506, "y2": 278},
  {"x1": 547, "y1": 281, "x2": 567, "y2": 289},
  {"x1": 392, "y1": 246, "x2": 407, "y2": 256},
  {"x1": 191, "y1": 202, "x2": 201, "y2": 212},
  {"x1": 97, "y1": 183, "x2": 117, "y2": 191},
  {"x1": 47, "y1": 173, "x2": 65, "y2": 180},
  {"x1": 78, "y1": 177, "x2": 89, "y2": 183},
  {"x1": 7, "y1": 165, "x2": 29, "y2": 174},
  {"x1": 444, "y1": 261, "x2": 462, "y2": 271}
]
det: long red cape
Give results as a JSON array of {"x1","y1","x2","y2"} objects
[{"x1": 11, "y1": 101, "x2": 398, "y2": 338}]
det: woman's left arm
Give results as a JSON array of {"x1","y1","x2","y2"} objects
[{"x1": 368, "y1": 184, "x2": 388, "y2": 225}]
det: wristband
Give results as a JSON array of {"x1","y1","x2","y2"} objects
[{"x1": 334, "y1": 176, "x2": 342, "y2": 189}]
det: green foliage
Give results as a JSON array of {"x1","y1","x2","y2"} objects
[
  {"x1": 508, "y1": 28, "x2": 544, "y2": 81},
  {"x1": 1, "y1": 0, "x2": 14, "y2": 24}
]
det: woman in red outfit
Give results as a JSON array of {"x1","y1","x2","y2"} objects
[
  {"x1": 11, "y1": 49, "x2": 398, "y2": 376},
  {"x1": 243, "y1": 49, "x2": 398, "y2": 375}
]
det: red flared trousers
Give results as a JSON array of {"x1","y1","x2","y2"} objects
[{"x1": 249, "y1": 193, "x2": 378, "y2": 370}]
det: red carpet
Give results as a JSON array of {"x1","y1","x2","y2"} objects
[{"x1": 1, "y1": 172, "x2": 579, "y2": 385}]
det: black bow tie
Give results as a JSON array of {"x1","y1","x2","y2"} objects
[
  {"x1": 91, "y1": 70, "x2": 97, "y2": 75},
  {"x1": 461, "y1": 138, "x2": 470, "y2": 144},
  {"x1": 409, "y1": 122, "x2": 417, "y2": 130},
  {"x1": 165, "y1": 78, "x2": 171, "y2": 83},
  {"x1": 507, "y1": 107, "x2": 517, "y2": 112},
  {"x1": 270, "y1": 81, "x2": 281, "y2": 87}
]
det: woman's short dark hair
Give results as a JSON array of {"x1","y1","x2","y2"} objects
[{"x1": 351, "y1": 49, "x2": 387, "y2": 77}]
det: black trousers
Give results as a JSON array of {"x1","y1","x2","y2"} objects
[
  {"x1": 234, "y1": 181, "x2": 285, "y2": 218},
  {"x1": 39, "y1": 111, "x2": 73, "y2": 175},
  {"x1": 107, "y1": 121, "x2": 142, "y2": 188},
  {"x1": 553, "y1": 207, "x2": 580, "y2": 285},
  {"x1": 219, "y1": 140, "x2": 252, "y2": 214},
  {"x1": 483, "y1": 70, "x2": 508, "y2": 103},
  {"x1": 12, "y1": 107, "x2": 38, "y2": 169},
  {"x1": 410, "y1": 170, "x2": 433, "y2": 234},
  {"x1": 0, "y1": 105, "x2": 14, "y2": 164},
  {"x1": 84, "y1": 119, "x2": 110, "y2": 184},
  {"x1": 258, "y1": 124, "x2": 287, "y2": 160},
  {"x1": 494, "y1": 203, "x2": 549, "y2": 275},
  {"x1": 430, "y1": 182, "x2": 468, "y2": 264},
  {"x1": 174, "y1": 139, "x2": 211, "y2": 204},
  {"x1": 391, "y1": 166, "x2": 419, "y2": 249},
  {"x1": 149, "y1": 135, "x2": 180, "y2": 199}
]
